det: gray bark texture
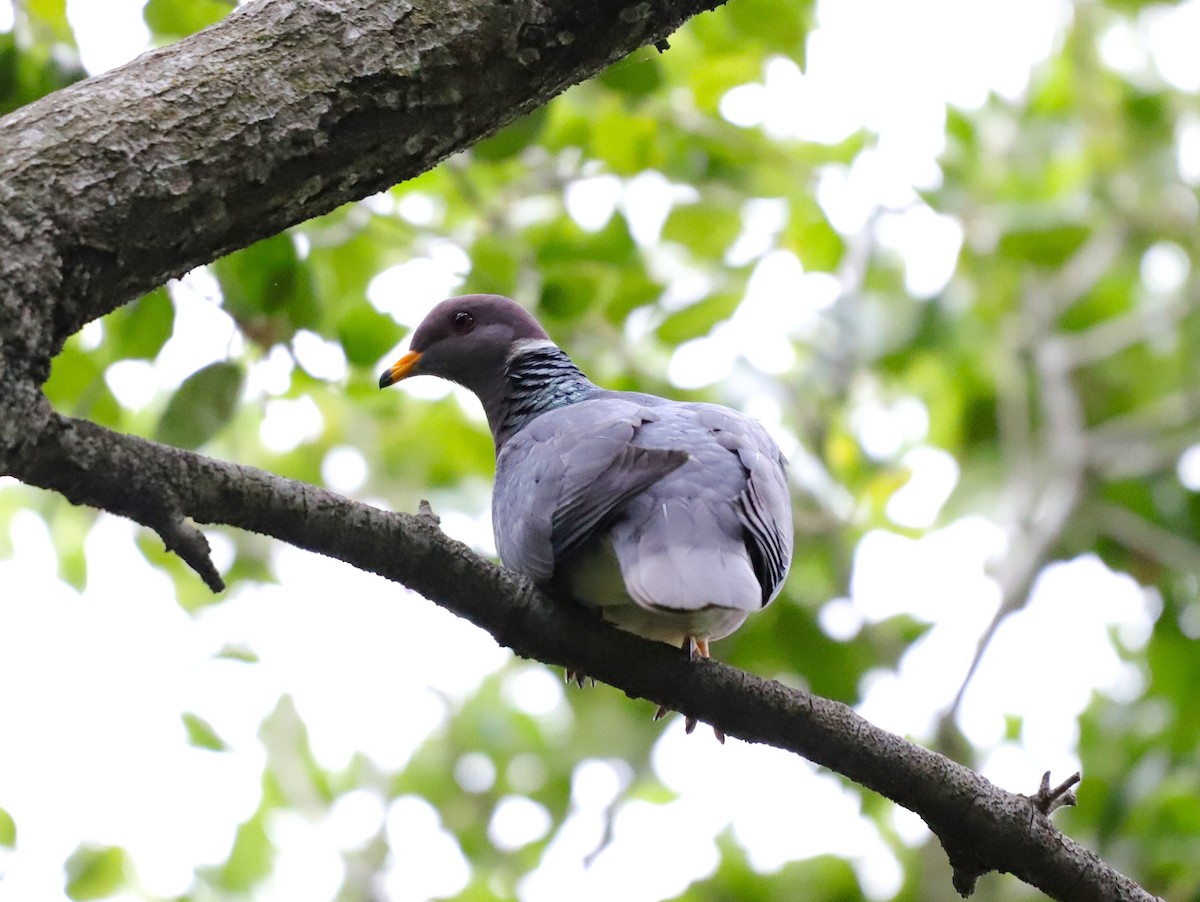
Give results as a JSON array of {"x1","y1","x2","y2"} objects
[
  {"x1": 0, "y1": 2, "x2": 1163, "y2": 900},
  {"x1": 0, "y1": 0, "x2": 712, "y2": 441}
]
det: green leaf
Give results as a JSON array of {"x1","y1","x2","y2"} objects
[
  {"x1": 143, "y1": 0, "x2": 233, "y2": 39},
  {"x1": 337, "y1": 305, "x2": 404, "y2": 369},
  {"x1": 0, "y1": 807, "x2": 15, "y2": 848},
  {"x1": 0, "y1": 29, "x2": 86, "y2": 115},
  {"x1": 534, "y1": 215, "x2": 637, "y2": 268},
  {"x1": 996, "y1": 222, "x2": 1090, "y2": 267},
  {"x1": 156, "y1": 361, "x2": 244, "y2": 449},
  {"x1": 589, "y1": 107, "x2": 664, "y2": 174},
  {"x1": 784, "y1": 197, "x2": 844, "y2": 271},
  {"x1": 598, "y1": 51, "x2": 664, "y2": 100},
  {"x1": 473, "y1": 106, "x2": 549, "y2": 161},
  {"x1": 303, "y1": 212, "x2": 387, "y2": 296},
  {"x1": 43, "y1": 337, "x2": 105, "y2": 411},
  {"x1": 465, "y1": 232, "x2": 521, "y2": 298},
  {"x1": 106, "y1": 288, "x2": 174, "y2": 361},
  {"x1": 182, "y1": 712, "x2": 228, "y2": 751},
  {"x1": 213, "y1": 233, "x2": 318, "y2": 342},
  {"x1": 656, "y1": 293, "x2": 741, "y2": 344},
  {"x1": 216, "y1": 643, "x2": 260, "y2": 663},
  {"x1": 1124, "y1": 88, "x2": 1173, "y2": 144},
  {"x1": 25, "y1": 0, "x2": 73, "y2": 43},
  {"x1": 213, "y1": 808, "x2": 274, "y2": 891},
  {"x1": 669, "y1": 833, "x2": 860, "y2": 901},
  {"x1": 0, "y1": 34, "x2": 18, "y2": 111},
  {"x1": 538, "y1": 268, "x2": 601, "y2": 321},
  {"x1": 64, "y1": 844, "x2": 128, "y2": 900},
  {"x1": 661, "y1": 202, "x2": 742, "y2": 257},
  {"x1": 726, "y1": 0, "x2": 811, "y2": 55},
  {"x1": 687, "y1": 53, "x2": 762, "y2": 113},
  {"x1": 604, "y1": 269, "x2": 662, "y2": 325}
]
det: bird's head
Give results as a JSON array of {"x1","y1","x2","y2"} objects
[{"x1": 378, "y1": 294, "x2": 551, "y2": 393}]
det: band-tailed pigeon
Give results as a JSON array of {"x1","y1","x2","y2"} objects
[{"x1": 380, "y1": 295, "x2": 793, "y2": 729}]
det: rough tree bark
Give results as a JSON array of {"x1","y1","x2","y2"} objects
[{"x1": 0, "y1": 1, "x2": 1161, "y2": 899}]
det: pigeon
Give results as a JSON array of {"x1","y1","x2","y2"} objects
[{"x1": 380, "y1": 294, "x2": 793, "y2": 731}]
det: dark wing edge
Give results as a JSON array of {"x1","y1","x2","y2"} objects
[{"x1": 735, "y1": 451, "x2": 793, "y2": 606}]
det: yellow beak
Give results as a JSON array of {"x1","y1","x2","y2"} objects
[{"x1": 378, "y1": 350, "x2": 422, "y2": 388}]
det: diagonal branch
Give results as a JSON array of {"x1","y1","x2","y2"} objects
[{"x1": 5, "y1": 410, "x2": 1160, "y2": 902}]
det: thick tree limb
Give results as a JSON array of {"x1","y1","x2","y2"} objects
[
  {"x1": 0, "y1": 0, "x2": 723, "y2": 446},
  {"x1": 7, "y1": 410, "x2": 1160, "y2": 902}
]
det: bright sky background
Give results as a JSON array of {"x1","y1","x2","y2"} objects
[{"x1": 3, "y1": 0, "x2": 1196, "y2": 899}]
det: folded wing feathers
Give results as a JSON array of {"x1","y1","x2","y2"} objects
[
  {"x1": 550, "y1": 443, "x2": 688, "y2": 562},
  {"x1": 493, "y1": 399, "x2": 683, "y2": 582},
  {"x1": 495, "y1": 395, "x2": 792, "y2": 622},
  {"x1": 737, "y1": 472, "x2": 791, "y2": 605},
  {"x1": 615, "y1": 496, "x2": 763, "y2": 615}
]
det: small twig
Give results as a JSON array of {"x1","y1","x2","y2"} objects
[
  {"x1": 1088, "y1": 387, "x2": 1200, "y2": 442},
  {"x1": 1091, "y1": 501, "x2": 1200, "y2": 574},
  {"x1": 1026, "y1": 770, "x2": 1081, "y2": 816},
  {"x1": 416, "y1": 498, "x2": 441, "y2": 527},
  {"x1": 945, "y1": 332, "x2": 1087, "y2": 723},
  {"x1": 1017, "y1": 228, "x2": 1124, "y2": 334},
  {"x1": 154, "y1": 514, "x2": 226, "y2": 592},
  {"x1": 6, "y1": 408, "x2": 228, "y2": 592},
  {"x1": 582, "y1": 785, "x2": 624, "y2": 869},
  {"x1": 1055, "y1": 295, "x2": 1190, "y2": 370}
]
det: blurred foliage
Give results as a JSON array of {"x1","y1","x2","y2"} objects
[
  {"x1": 3, "y1": 0, "x2": 1200, "y2": 899},
  {"x1": 64, "y1": 844, "x2": 129, "y2": 900},
  {"x1": 0, "y1": 806, "x2": 15, "y2": 848}
]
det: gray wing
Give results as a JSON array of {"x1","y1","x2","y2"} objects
[
  {"x1": 551, "y1": 441, "x2": 688, "y2": 562},
  {"x1": 726, "y1": 419, "x2": 793, "y2": 604},
  {"x1": 610, "y1": 403, "x2": 794, "y2": 614},
  {"x1": 492, "y1": 398, "x2": 687, "y2": 583}
]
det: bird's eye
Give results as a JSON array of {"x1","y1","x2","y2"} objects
[{"x1": 451, "y1": 310, "x2": 475, "y2": 334}]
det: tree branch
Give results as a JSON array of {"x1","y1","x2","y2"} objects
[
  {"x1": 0, "y1": 0, "x2": 723, "y2": 441},
  {"x1": 6, "y1": 410, "x2": 1160, "y2": 902}
]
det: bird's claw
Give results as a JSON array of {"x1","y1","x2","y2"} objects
[
  {"x1": 564, "y1": 669, "x2": 593, "y2": 688},
  {"x1": 660, "y1": 638, "x2": 722, "y2": 739},
  {"x1": 679, "y1": 715, "x2": 724, "y2": 742}
]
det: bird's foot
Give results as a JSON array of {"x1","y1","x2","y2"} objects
[
  {"x1": 564, "y1": 669, "x2": 594, "y2": 688},
  {"x1": 678, "y1": 714, "x2": 724, "y2": 743},
  {"x1": 654, "y1": 636, "x2": 723, "y2": 741},
  {"x1": 686, "y1": 636, "x2": 710, "y2": 661}
]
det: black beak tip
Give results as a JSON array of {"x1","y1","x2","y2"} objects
[{"x1": 378, "y1": 370, "x2": 393, "y2": 390}]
